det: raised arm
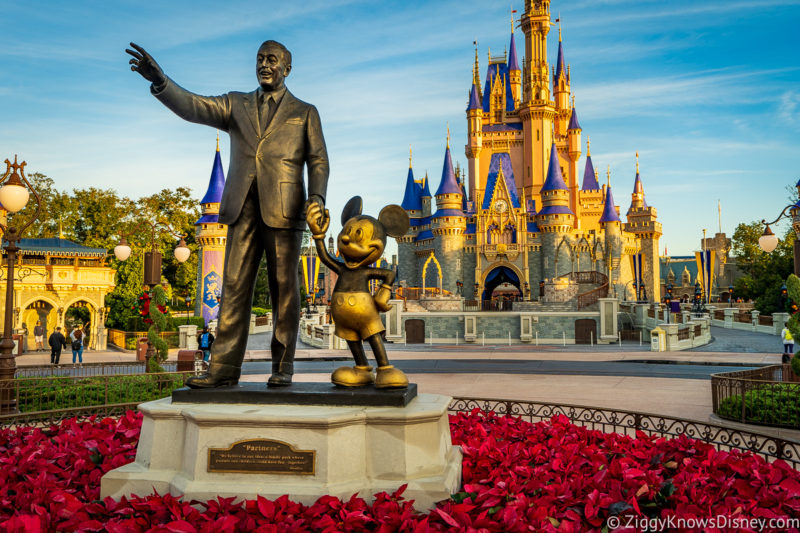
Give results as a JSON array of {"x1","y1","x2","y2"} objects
[
  {"x1": 126, "y1": 42, "x2": 231, "y2": 131},
  {"x1": 306, "y1": 204, "x2": 340, "y2": 274}
]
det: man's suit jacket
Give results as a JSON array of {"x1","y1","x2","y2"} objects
[{"x1": 152, "y1": 77, "x2": 329, "y2": 230}]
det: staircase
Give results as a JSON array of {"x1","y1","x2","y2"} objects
[{"x1": 555, "y1": 271, "x2": 609, "y2": 310}]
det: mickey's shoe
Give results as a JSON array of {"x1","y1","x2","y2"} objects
[
  {"x1": 332, "y1": 365, "x2": 374, "y2": 387},
  {"x1": 374, "y1": 365, "x2": 408, "y2": 389}
]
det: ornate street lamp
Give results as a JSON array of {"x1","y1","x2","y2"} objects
[
  {"x1": 114, "y1": 221, "x2": 191, "y2": 365},
  {"x1": 0, "y1": 156, "x2": 41, "y2": 414},
  {"x1": 759, "y1": 180, "x2": 800, "y2": 275},
  {"x1": 184, "y1": 295, "x2": 192, "y2": 326},
  {"x1": 728, "y1": 284, "x2": 734, "y2": 308}
]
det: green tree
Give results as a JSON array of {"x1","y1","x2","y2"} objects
[{"x1": 731, "y1": 220, "x2": 794, "y2": 314}]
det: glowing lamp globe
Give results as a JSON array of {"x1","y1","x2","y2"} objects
[
  {"x1": 0, "y1": 183, "x2": 29, "y2": 214},
  {"x1": 114, "y1": 238, "x2": 132, "y2": 261},
  {"x1": 758, "y1": 226, "x2": 779, "y2": 253},
  {"x1": 174, "y1": 239, "x2": 190, "y2": 263}
]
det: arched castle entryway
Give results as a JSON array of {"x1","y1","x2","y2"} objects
[
  {"x1": 481, "y1": 265, "x2": 523, "y2": 303},
  {"x1": 64, "y1": 299, "x2": 98, "y2": 350},
  {"x1": 21, "y1": 299, "x2": 57, "y2": 351}
]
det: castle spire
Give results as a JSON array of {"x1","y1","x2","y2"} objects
[
  {"x1": 581, "y1": 138, "x2": 599, "y2": 191},
  {"x1": 541, "y1": 142, "x2": 568, "y2": 192},
  {"x1": 599, "y1": 170, "x2": 621, "y2": 223},
  {"x1": 629, "y1": 151, "x2": 646, "y2": 212},
  {"x1": 472, "y1": 40, "x2": 482, "y2": 95},
  {"x1": 567, "y1": 96, "x2": 581, "y2": 130},
  {"x1": 467, "y1": 83, "x2": 481, "y2": 110},
  {"x1": 508, "y1": 26, "x2": 520, "y2": 72},
  {"x1": 435, "y1": 139, "x2": 461, "y2": 196},
  {"x1": 401, "y1": 152, "x2": 422, "y2": 212},
  {"x1": 200, "y1": 137, "x2": 226, "y2": 206}
]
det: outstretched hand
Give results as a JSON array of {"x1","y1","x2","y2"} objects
[{"x1": 126, "y1": 42, "x2": 166, "y2": 85}]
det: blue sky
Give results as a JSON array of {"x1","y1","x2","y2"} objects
[{"x1": 1, "y1": 0, "x2": 799, "y2": 257}]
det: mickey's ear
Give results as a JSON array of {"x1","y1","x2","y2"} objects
[
  {"x1": 341, "y1": 196, "x2": 363, "y2": 225},
  {"x1": 378, "y1": 205, "x2": 410, "y2": 238}
]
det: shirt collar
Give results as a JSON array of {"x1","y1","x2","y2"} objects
[{"x1": 258, "y1": 85, "x2": 287, "y2": 105}]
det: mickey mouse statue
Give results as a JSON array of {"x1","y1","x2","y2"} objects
[{"x1": 307, "y1": 197, "x2": 410, "y2": 388}]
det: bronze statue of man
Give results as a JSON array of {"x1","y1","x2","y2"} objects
[{"x1": 126, "y1": 40, "x2": 329, "y2": 388}]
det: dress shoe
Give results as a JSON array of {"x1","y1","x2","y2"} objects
[
  {"x1": 185, "y1": 363, "x2": 240, "y2": 389},
  {"x1": 375, "y1": 365, "x2": 409, "y2": 389},
  {"x1": 267, "y1": 372, "x2": 292, "y2": 387}
]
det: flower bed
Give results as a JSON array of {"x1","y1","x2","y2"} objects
[{"x1": 1, "y1": 409, "x2": 799, "y2": 531}]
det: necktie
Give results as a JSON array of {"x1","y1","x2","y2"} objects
[{"x1": 259, "y1": 94, "x2": 277, "y2": 131}]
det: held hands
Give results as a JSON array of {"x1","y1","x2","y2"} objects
[
  {"x1": 306, "y1": 202, "x2": 329, "y2": 237},
  {"x1": 126, "y1": 42, "x2": 166, "y2": 86}
]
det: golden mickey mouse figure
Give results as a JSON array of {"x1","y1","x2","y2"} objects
[{"x1": 307, "y1": 196, "x2": 410, "y2": 388}]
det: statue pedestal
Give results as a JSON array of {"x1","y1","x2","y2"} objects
[{"x1": 100, "y1": 391, "x2": 461, "y2": 511}]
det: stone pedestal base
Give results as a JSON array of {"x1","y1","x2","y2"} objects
[{"x1": 101, "y1": 394, "x2": 461, "y2": 511}]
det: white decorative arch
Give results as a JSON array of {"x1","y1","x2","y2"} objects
[{"x1": 421, "y1": 252, "x2": 443, "y2": 295}]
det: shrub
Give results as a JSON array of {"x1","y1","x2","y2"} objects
[
  {"x1": 15, "y1": 374, "x2": 186, "y2": 413},
  {"x1": 251, "y1": 307, "x2": 271, "y2": 316},
  {"x1": 718, "y1": 382, "x2": 800, "y2": 427}
]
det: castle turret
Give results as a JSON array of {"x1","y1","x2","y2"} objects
[
  {"x1": 466, "y1": 83, "x2": 483, "y2": 197},
  {"x1": 624, "y1": 154, "x2": 662, "y2": 301},
  {"x1": 398, "y1": 148, "x2": 422, "y2": 289},
  {"x1": 432, "y1": 132, "x2": 466, "y2": 293},
  {"x1": 581, "y1": 139, "x2": 599, "y2": 191},
  {"x1": 536, "y1": 142, "x2": 574, "y2": 278},
  {"x1": 566, "y1": 98, "x2": 582, "y2": 217},
  {"x1": 420, "y1": 171, "x2": 432, "y2": 218},
  {"x1": 195, "y1": 136, "x2": 227, "y2": 325},
  {"x1": 508, "y1": 18, "x2": 522, "y2": 107},
  {"x1": 520, "y1": 0, "x2": 552, "y2": 103},
  {"x1": 553, "y1": 28, "x2": 571, "y2": 136},
  {"x1": 599, "y1": 169, "x2": 622, "y2": 294}
]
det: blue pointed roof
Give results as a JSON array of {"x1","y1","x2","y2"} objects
[
  {"x1": 401, "y1": 166, "x2": 422, "y2": 211},
  {"x1": 461, "y1": 182, "x2": 469, "y2": 211},
  {"x1": 420, "y1": 174, "x2": 432, "y2": 198},
  {"x1": 482, "y1": 62, "x2": 515, "y2": 112},
  {"x1": 554, "y1": 40, "x2": 566, "y2": 81},
  {"x1": 508, "y1": 33, "x2": 520, "y2": 71},
  {"x1": 481, "y1": 153, "x2": 521, "y2": 210},
  {"x1": 200, "y1": 147, "x2": 225, "y2": 205},
  {"x1": 599, "y1": 186, "x2": 621, "y2": 223},
  {"x1": 467, "y1": 84, "x2": 481, "y2": 111},
  {"x1": 581, "y1": 155, "x2": 599, "y2": 190},
  {"x1": 541, "y1": 143, "x2": 568, "y2": 192},
  {"x1": 568, "y1": 107, "x2": 581, "y2": 130},
  {"x1": 632, "y1": 172, "x2": 644, "y2": 195},
  {"x1": 435, "y1": 145, "x2": 461, "y2": 196}
]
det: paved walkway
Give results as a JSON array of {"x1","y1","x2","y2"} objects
[{"x1": 13, "y1": 326, "x2": 786, "y2": 427}]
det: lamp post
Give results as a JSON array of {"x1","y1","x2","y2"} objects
[
  {"x1": 758, "y1": 181, "x2": 800, "y2": 275},
  {"x1": 728, "y1": 285, "x2": 734, "y2": 308},
  {"x1": 0, "y1": 156, "x2": 41, "y2": 415},
  {"x1": 184, "y1": 295, "x2": 192, "y2": 326},
  {"x1": 113, "y1": 220, "x2": 191, "y2": 365}
]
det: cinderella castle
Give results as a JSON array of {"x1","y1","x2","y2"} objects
[{"x1": 397, "y1": 0, "x2": 661, "y2": 308}]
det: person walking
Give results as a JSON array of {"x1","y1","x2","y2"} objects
[
  {"x1": 70, "y1": 325, "x2": 84, "y2": 365},
  {"x1": 33, "y1": 321, "x2": 45, "y2": 352},
  {"x1": 48, "y1": 327, "x2": 67, "y2": 365},
  {"x1": 782, "y1": 323, "x2": 794, "y2": 364},
  {"x1": 197, "y1": 326, "x2": 215, "y2": 363}
]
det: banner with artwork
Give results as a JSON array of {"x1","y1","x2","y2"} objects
[
  {"x1": 201, "y1": 250, "x2": 223, "y2": 325},
  {"x1": 629, "y1": 253, "x2": 642, "y2": 300},
  {"x1": 695, "y1": 250, "x2": 716, "y2": 304},
  {"x1": 301, "y1": 255, "x2": 321, "y2": 303}
]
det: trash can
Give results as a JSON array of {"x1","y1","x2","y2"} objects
[
  {"x1": 136, "y1": 338, "x2": 149, "y2": 361},
  {"x1": 650, "y1": 327, "x2": 666, "y2": 352},
  {"x1": 177, "y1": 349, "x2": 203, "y2": 372}
]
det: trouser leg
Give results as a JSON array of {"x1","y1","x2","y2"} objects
[
  {"x1": 264, "y1": 227, "x2": 303, "y2": 375},
  {"x1": 206, "y1": 186, "x2": 265, "y2": 375}
]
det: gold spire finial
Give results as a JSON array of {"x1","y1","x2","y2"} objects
[
  {"x1": 571, "y1": 94, "x2": 575, "y2": 108},
  {"x1": 607, "y1": 165, "x2": 611, "y2": 187},
  {"x1": 587, "y1": 137, "x2": 591, "y2": 156},
  {"x1": 472, "y1": 40, "x2": 480, "y2": 88},
  {"x1": 409, "y1": 145, "x2": 413, "y2": 168},
  {"x1": 558, "y1": 15, "x2": 562, "y2": 41},
  {"x1": 635, "y1": 151, "x2": 639, "y2": 173},
  {"x1": 216, "y1": 131, "x2": 220, "y2": 152},
  {"x1": 487, "y1": 46, "x2": 491, "y2": 64},
  {"x1": 58, "y1": 216, "x2": 64, "y2": 239},
  {"x1": 446, "y1": 123, "x2": 450, "y2": 149},
  {"x1": 510, "y1": 5, "x2": 514, "y2": 33}
]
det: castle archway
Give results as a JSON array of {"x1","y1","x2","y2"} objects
[
  {"x1": 481, "y1": 266, "x2": 522, "y2": 303},
  {"x1": 21, "y1": 300, "x2": 56, "y2": 351},
  {"x1": 64, "y1": 299, "x2": 96, "y2": 350}
]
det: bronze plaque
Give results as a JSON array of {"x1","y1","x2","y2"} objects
[{"x1": 208, "y1": 439, "x2": 315, "y2": 475}]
